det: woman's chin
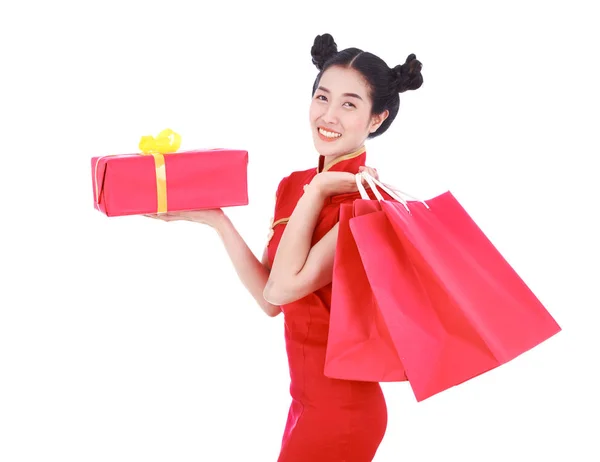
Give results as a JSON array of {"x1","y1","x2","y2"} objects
[{"x1": 315, "y1": 138, "x2": 342, "y2": 155}]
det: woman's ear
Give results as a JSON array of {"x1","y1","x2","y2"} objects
[{"x1": 369, "y1": 110, "x2": 389, "y2": 133}]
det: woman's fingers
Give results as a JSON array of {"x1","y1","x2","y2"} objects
[
  {"x1": 145, "y1": 213, "x2": 176, "y2": 221},
  {"x1": 359, "y1": 165, "x2": 379, "y2": 180},
  {"x1": 366, "y1": 167, "x2": 378, "y2": 180}
]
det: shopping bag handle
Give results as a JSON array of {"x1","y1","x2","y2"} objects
[
  {"x1": 355, "y1": 171, "x2": 430, "y2": 213},
  {"x1": 370, "y1": 174, "x2": 430, "y2": 209},
  {"x1": 355, "y1": 171, "x2": 408, "y2": 211}
]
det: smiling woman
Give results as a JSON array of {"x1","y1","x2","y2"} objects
[
  {"x1": 261, "y1": 34, "x2": 423, "y2": 461},
  {"x1": 306, "y1": 34, "x2": 423, "y2": 173},
  {"x1": 311, "y1": 66, "x2": 382, "y2": 162},
  {"x1": 149, "y1": 32, "x2": 423, "y2": 462}
]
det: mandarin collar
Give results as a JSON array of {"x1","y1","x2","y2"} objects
[{"x1": 317, "y1": 145, "x2": 367, "y2": 174}]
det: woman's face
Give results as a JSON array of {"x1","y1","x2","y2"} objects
[{"x1": 309, "y1": 65, "x2": 388, "y2": 158}]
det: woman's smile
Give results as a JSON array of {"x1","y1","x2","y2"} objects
[{"x1": 317, "y1": 127, "x2": 342, "y2": 141}]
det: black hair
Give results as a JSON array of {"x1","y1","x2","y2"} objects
[{"x1": 310, "y1": 33, "x2": 423, "y2": 138}]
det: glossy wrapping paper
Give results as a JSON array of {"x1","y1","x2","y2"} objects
[{"x1": 91, "y1": 148, "x2": 248, "y2": 216}]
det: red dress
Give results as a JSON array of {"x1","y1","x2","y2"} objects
[{"x1": 267, "y1": 146, "x2": 387, "y2": 462}]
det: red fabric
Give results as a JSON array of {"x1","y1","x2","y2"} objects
[
  {"x1": 91, "y1": 149, "x2": 248, "y2": 216},
  {"x1": 349, "y1": 193, "x2": 562, "y2": 402},
  {"x1": 325, "y1": 201, "x2": 408, "y2": 383},
  {"x1": 267, "y1": 149, "x2": 387, "y2": 462}
]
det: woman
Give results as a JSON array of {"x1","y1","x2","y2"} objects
[{"x1": 151, "y1": 33, "x2": 423, "y2": 461}]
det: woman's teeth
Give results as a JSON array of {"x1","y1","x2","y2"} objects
[{"x1": 319, "y1": 128, "x2": 342, "y2": 138}]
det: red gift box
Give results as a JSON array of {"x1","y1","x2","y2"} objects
[{"x1": 92, "y1": 148, "x2": 249, "y2": 217}]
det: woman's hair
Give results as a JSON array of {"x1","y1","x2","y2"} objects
[{"x1": 310, "y1": 33, "x2": 423, "y2": 138}]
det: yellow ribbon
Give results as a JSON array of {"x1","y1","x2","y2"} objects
[{"x1": 138, "y1": 128, "x2": 182, "y2": 213}]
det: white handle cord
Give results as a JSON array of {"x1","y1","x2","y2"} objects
[{"x1": 354, "y1": 171, "x2": 430, "y2": 214}]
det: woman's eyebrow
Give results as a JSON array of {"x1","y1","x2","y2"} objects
[{"x1": 317, "y1": 86, "x2": 363, "y2": 101}]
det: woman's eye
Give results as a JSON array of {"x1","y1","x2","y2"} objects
[{"x1": 315, "y1": 95, "x2": 354, "y2": 108}]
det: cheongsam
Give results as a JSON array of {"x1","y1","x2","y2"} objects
[{"x1": 267, "y1": 145, "x2": 387, "y2": 462}]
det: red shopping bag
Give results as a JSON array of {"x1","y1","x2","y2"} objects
[
  {"x1": 325, "y1": 201, "x2": 408, "y2": 382},
  {"x1": 350, "y1": 178, "x2": 561, "y2": 401}
]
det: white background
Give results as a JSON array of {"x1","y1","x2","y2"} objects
[{"x1": 2, "y1": 0, "x2": 598, "y2": 461}]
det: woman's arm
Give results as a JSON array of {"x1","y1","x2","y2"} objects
[
  {"x1": 212, "y1": 213, "x2": 282, "y2": 317},
  {"x1": 264, "y1": 174, "x2": 351, "y2": 306}
]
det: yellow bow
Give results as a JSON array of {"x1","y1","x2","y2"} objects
[
  {"x1": 139, "y1": 128, "x2": 182, "y2": 154},
  {"x1": 138, "y1": 128, "x2": 182, "y2": 213}
]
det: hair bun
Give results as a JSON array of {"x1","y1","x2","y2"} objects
[
  {"x1": 311, "y1": 33, "x2": 338, "y2": 71},
  {"x1": 391, "y1": 54, "x2": 424, "y2": 93}
]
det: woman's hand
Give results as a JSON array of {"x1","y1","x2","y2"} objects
[
  {"x1": 145, "y1": 208, "x2": 225, "y2": 227},
  {"x1": 358, "y1": 166, "x2": 378, "y2": 180},
  {"x1": 309, "y1": 165, "x2": 379, "y2": 197}
]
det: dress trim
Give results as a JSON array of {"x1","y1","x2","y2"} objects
[{"x1": 317, "y1": 145, "x2": 366, "y2": 173}]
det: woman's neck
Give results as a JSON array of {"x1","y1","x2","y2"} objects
[{"x1": 320, "y1": 144, "x2": 366, "y2": 173}]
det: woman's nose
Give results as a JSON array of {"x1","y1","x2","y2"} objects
[{"x1": 321, "y1": 104, "x2": 339, "y2": 124}]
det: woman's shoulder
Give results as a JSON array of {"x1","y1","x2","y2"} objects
[{"x1": 276, "y1": 167, "x2": 317, "y2": 198}]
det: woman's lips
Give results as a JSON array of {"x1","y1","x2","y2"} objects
[{"x1": 317, "y1": 127, "x2": 342, "y2": 142}]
